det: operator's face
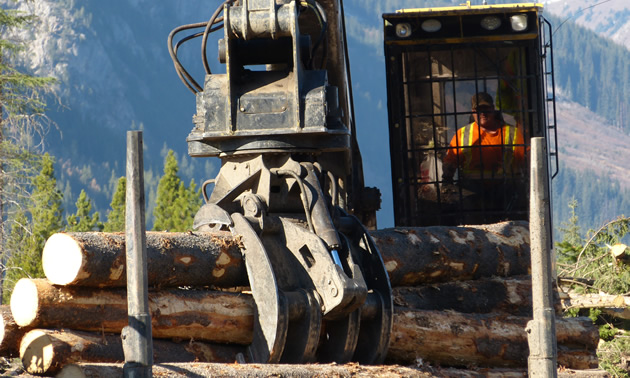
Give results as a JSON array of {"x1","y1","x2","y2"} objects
[{"x1": 473, "y1": 105, "x2": 498, "y2": 131}]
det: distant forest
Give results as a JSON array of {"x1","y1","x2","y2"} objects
[
  {"x1": 550, "y1": 15, "x2": 630, "y2": 132},
  {"x1": 553, "y1": 167, "x2": 630, "y2": 238},
  {"x1": 37, "y1": 0, "x2": 630, "y2": 234}
]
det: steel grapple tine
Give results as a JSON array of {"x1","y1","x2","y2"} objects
[
  {"x1": 231, "y1": 213, "x2": 288, "y2": 363},
  {"x1": 339, "y1": 214, "x2": 394, "y2": 365},
  {"x1": 317, "y1": 310, "x2": 361, "y2": 363}
]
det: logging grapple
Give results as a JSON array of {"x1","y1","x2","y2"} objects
[{"x1": 168, "y1": 0, "x2": 556, "y2": 365}]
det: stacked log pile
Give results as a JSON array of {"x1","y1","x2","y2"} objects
[{"x1": 1, "y1": 221, "x2": 599, "y2": 376}]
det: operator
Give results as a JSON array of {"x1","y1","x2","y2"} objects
[{"x1": 441, "y1": 92, "x2": 526, "y2": 217}]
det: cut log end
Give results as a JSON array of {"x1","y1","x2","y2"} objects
[
  {"x1": 10, "y1": 279, "x2": 39, "y2": 327},
  {"x1": 20, "y1": 329, "x2": 54, "y2": 375},
  {"x1": 42, "y1": 233, "x2": 85, "y2": 286}
]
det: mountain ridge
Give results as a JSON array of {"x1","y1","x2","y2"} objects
[{"x1": 2, "y1": 0, "x2": 628, "y2": 228}]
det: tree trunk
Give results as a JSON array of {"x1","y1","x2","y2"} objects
[
  {"x1": 20, "y1": 328, "x2": 245, "y2": 376},
  {"x1": 387, "y1": 308, "x2": 598, "y2": 369},
  {"x1": 42, "y1": 221, "x2": 530, "y2": 288},
  {"x1": 393, "y1": 275, "x2": 561, "y2": 316},
  {"x1": 9, "y1": 279, "x2": 597, "y2": 370},
  {"x1": 0, "y1": 305, "x2": 29, "y2": 358},
  {"x1": 373, "y1": 221, "x2": 531, "y2": 286},
  {"x1": 561, "y1": 289, "x2": 630, "y2": 310},
  {"x1": 10, "y1": 278, "x2": 253, "y2": 344},
  {"x1": 41, "y1": 231, "x2": 247, "y2": 287}
]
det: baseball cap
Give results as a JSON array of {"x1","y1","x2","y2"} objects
[{"x1": 471, "y1": 92, "x2": 494, "y2": 109}]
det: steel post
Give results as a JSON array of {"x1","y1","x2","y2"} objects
[
  {"x1": 122, "y1": 131, "x2": 153, "y2": 378},
  {"x1": 526, "y1": 137, "x2": 557, "y2": 377}
]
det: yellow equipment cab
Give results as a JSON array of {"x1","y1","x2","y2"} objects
[{"x1": 383, "y1": 2, "x2": 558, "y2": 227}]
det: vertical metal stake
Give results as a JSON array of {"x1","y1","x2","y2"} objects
[
  {"x1": 526, "y1": 137, "x2": 557, "y2": 377},
  {"x1": 122, "y1": 131, "x2": 153, "y2": 378}
]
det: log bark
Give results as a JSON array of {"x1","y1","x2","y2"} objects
[
  {"x1": 393, "y1": 275, "x2": 561, "y2": 316},
  {"x1": 386, "y1": 308, "x2": 598, "y2": 369},
  {"x1": 561, "y1": 289, "x2": 630, "y2": 310},
  {"x1": 373, "y1": 221, "x2": 531, "y2": 286},
  {"x1": 20, "y1": 328, "x2": 245, "y2": 376},
  {"x1": 41, "y1": 231, "x2": 247, "y2": 287},
  {"x1": 0, "y1": 305, "x2": 30, "y2": 358},
  {"x1": 42, "y1": 221, "x2": 530, "y2": 288},
  {"x1": 10, "y1": 279, "x2": 597, "y2": 370},
  {"x1": 10, "y1": 279, "x2": 253, "y2": 344}
]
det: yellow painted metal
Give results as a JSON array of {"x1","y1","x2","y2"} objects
[
  {"x1": 384, "y1": 32, "x2": 538, "y2": 46},
  {"x1": 395, "y1": 3, "x2": 543, "y2": 15}
]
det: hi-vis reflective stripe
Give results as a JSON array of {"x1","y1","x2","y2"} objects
[
  {"x1": 461, "y1": 123, "x2": 475, "y2": 170},
  {"x1": 503, "y1": 125, "x2": 517, "y2": 170},
  {"x1": 459, "y1": 123, "x2": 518, "y2": 172}
]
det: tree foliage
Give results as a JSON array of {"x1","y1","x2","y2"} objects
[
  {"x1": 103, "y1": 176, "x2": 125, "y2": 232},
  {"x1": 2, "y1": 154, "x2": 64, "y2": 302},
  {"x1": 66, "y1": 189, "x2": 102, "y2": 232},
  {"x1": 152, "y1": 150, "x2": 201, "y2": 231},
  {"x1": 558, "y1": 214, "x2": 630, "y2": 295},
  {"x1": 0, "y1": 3, "x2": 56, "y2": 300},
  {"x1": 556, "y1": 200, "x2": 630, "y2": 376}
]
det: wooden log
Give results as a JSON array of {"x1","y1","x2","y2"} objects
[
  {"x1": 42, "y1": 221, "x2": 530, "y2": 288},
  {"x1": 393, "y1": 275, "x2": 561, "y2": 316},
  {"x1": 10, "y1": 278, "x2": 253, "y2": 344},
  {"x1": 386, "y1": 308, "x2": 598, "y2": 369},
  {"x1": 373, "y1": 221, "x2": 531, "y2": 286},
  {"x1": 561, "y1": 289, "x2": 630, "y2": 310},
  {"x1": 0, "y1": 305, "x2": 30, "y2": 358},
  {"x1": 19, "y1": 328, "x2": 245, "y2": 376},
  {"x1": 41, "y1": 231, "x2": 247, "y2": 287},
  {"x1": 10, "y1": 279, "x2": 596, "y2": 370}
]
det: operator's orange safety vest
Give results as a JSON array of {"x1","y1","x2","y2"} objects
[{"x1": 444, "y1": 122, "x2": 525, "y2": 179}]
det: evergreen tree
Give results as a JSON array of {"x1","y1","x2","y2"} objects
[
  {"x1": 555, "y1": 198, "x2": 583, "y2": 265},
  {"x1": 173, "y1": 178, "x2": 202, "y2": 231},
  {"x1": 2, "y1": 209, "x2": 30, "y2": 302},
  {"x1": 103, "y1": 177, "x2": 126, "y2": 232},
  {"x1": 29, "y1": 153, "x2": 64, "y2": 259},
  {"x1": 66, "y1": 189, "x2": 102, "y2": 232},
  {"x1": 0, "y1": 3, "x2": 56, "y2": 300},
  {"x1": 153, "y1": 150, "x2": 201, "y2": 231},
  {"x1": 2, "y1": 154, "x2": 64, "y2": 302}
]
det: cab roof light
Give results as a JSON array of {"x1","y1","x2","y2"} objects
[
  {"x1": 421, "y1": 19, "x2": 442, "y2": 33},
  {"x1": 395, "y1": 23, "x2": 412, "y2": 38},
  {"x1": 480, "y1": 15, "x2": 502, "y2": 31},
  {"x1": 510, "y1": 14, "x2": 528, "y2": 31}
]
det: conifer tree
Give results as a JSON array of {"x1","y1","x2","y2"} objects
[
  {"x1": 0, "y1": 4, "x2": 55, "y2": 300},
  {"x1": 153, "y1": 150, "x2": 201, "y2": 231},
  {"x1": 2, "y1": 154, "x2": 63, "y2": 301},
  {"x1": 153, "y1": 150, "x2": 180, "y2": 231},
  {"x1": 2, "y1": 209, "x2": 30, "y2": 302},
  {"x1": 29, "y1": 152, "x2": 64, "y2": 256},
  {"x1": 103, "y1": 177, "x2": 126, "y2": 232},
  {"x1": 66, "y1": 189, "x2": 102, "y2": 232},
  {"x1": 556, "y1": 198, "x2": 583, "y2": 265}
]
